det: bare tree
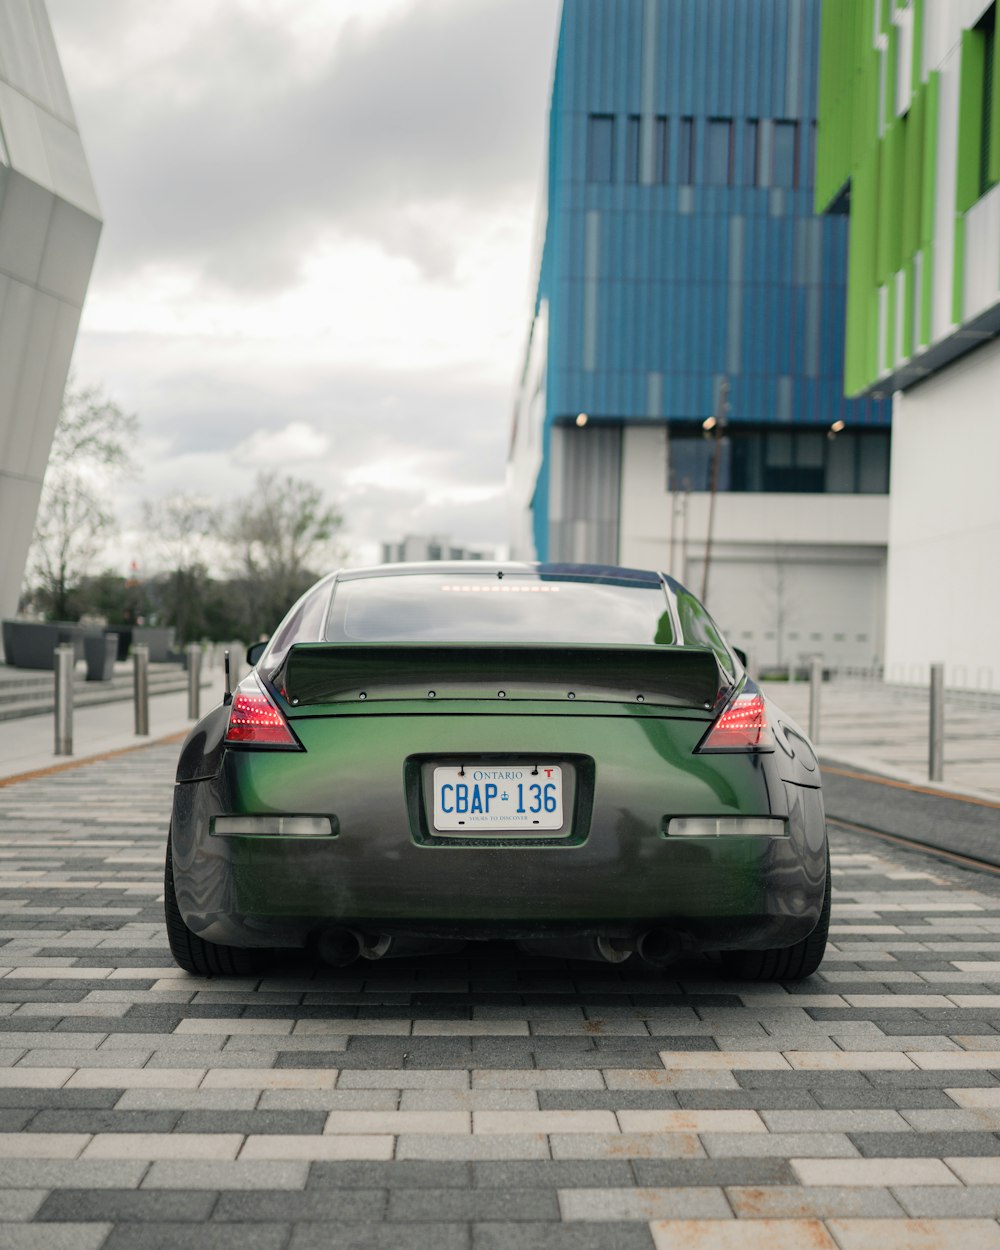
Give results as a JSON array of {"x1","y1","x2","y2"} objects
[
  {"x1": 141, "y1": 494, "x2": 220, "y2": 643},
  {"x1": 24, "y1": 384, "x2": 139, "y2": 620},
  {"x1": 228, "y1": 471, "x2": 344, "y2": 638}
]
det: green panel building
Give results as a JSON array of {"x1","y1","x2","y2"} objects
[{"x1": 816, "y1": 0, "x2": 1000, "y2": 688}]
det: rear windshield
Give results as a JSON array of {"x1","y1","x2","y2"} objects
[{"x1": 325, "y1": 573, "x2": 674, "y2": 645}]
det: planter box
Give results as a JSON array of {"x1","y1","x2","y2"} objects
[
  {"x1": 84, "y1": 632, "x2": 118, "y2": 681},
  {"x1": 2, "y1": 620, "x2": 83, "y2": 670},
  {"x1": 131, "y1": 626, "x2": 176, "y2": 663}
]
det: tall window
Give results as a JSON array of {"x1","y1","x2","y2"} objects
[
  {"x1": 771, "y1": 121, "x2": 799, "y2": 188},
  {"x1": 744, "y1": 120, "x2": 759, "y2": 185},
  {"x1": 981, "y1": 4, "x2": 997, "y2": 196},
  {"x1": 586, "y1": 114, "x2": 615, "y2": 182},
  {"x1": 678, "y1": 117, "x2": 695, "y2": 184},
  {"x1": 655, "y1": 116, "x2": 669, "y2": 182},
  {"x1": 625, "y1": 115, "x2": 641, "y2": 183},
  {"x1": 706, "y1": 119, "x2": 733, "y2": 185}
]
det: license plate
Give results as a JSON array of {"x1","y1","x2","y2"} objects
[{"x1": 432, "y1": 765, "x2": 564, "y2": 832}]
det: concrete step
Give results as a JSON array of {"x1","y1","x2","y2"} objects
[{"x1": 0, "y1": 663, "x2": 217, "y2": 722}]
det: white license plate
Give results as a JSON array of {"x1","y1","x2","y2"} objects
[{"x1": 432, "y1": 765, "x2": 564, "y2": 832}]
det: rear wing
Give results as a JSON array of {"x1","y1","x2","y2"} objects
[{"x1": 279, "y1": 643, "x2": 730, "y2": 712}]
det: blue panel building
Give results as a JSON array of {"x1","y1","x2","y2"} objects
[{"x1": 509, "y1": 0, "x2": 893, "y2": 669}]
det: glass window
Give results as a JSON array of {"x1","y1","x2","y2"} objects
[
  {"x1": 326, "y1": 572, "x2": 674, "y2": 646},
  {"x1": 673, "y1": 591, "x2": 735, "y2": 678},
  {"x1": 678, "y1": 116, "x2": 695, "y2": 184},
  {"x1": 655, "y1": 116, "x2": 669, "y2": 182},
  {"x1": 772, "y1": 121, "x2": 798, "y2": 188},
  {"x1": 858, "y1": 431, "x2": 890, "y2": 493},
  {"x1": 766, "y1": 432, "x2": 793, "y2": 468},
  {"x1": 797, "y1": 432, "x2": 824, "y2": 468},
  {"x1": 261, "y1": 578, "x2": 334, "y2": 672},
  {"x1": 981, "y1": 7, "x2": 997, "y2": 195},
  {"x1": 806, "y1": 120, "x2": 817, "y2": 190},
  {"x1": 586, "y1": 114, "x2": 615, "y2": 182},
  {"x1": 706, "y1": 119, "x2": 732, "y2": 185},
  {"x1": 825, "y1": 431, "x2": 857, "y2": 492},
  {"x1": 744, "y1": 120, "x2": 759, "y2": 185},
  {"x1": 625, "y1": 115, "x2": 641, "y2": 183},
  {"x1": 669, "y1": 434, "x2": 712, "y2": 491}
]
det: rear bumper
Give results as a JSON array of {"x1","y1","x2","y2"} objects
[{"x1": 170, "y1": 708, "x2": 827, "y2": 954}]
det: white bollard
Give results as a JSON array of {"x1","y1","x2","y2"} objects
[{"x1": 54, "y1": 644, "x2": 74, "y2": 755}]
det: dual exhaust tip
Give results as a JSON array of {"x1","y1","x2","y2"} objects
[{"x1": 316, "y1": 927, "x2": 682, "y2": 968}]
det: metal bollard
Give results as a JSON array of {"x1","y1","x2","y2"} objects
[
  {"x1": 929, "y1": 662, "x2": 945, "y2": 782},
  {"x1": 133, "y1": 644, "x2": 150, "y2": 736},
  {"x1": 808, "y1": 657, "x2": 822, "y2": 744},
  {"x1": 186, "y1": 643, "x2": 202, "y2": 721},
  {"x1": 54, "y1": 644, "x2": 74, "y2": 755}
]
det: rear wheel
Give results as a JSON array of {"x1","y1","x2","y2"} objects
[
  {"x1": 164, "y1": 838, "x2": 261, "y2": 976},
  {"x1": 720, "y1": 848, "x2": 831, "y2": 981}
]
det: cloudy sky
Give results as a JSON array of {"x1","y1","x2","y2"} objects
[{"x1": 46, "y1": 0, "x2": 562, "y2": 570}]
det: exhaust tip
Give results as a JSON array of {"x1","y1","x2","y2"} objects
[
  {"x1": 637, "y1": 929, "x2": 681, "y2": 967},
  {"x1": 317, "y1": 927, "x2": 362, "y2": 967}
]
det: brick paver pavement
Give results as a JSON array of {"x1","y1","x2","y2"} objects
[{"x1": 2, "y1": 744, "x2": 1000, "y2": 1248}]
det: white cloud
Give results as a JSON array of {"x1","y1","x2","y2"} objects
[
  {"x1": 233, "y1": 421, "x2": 330, "y2": 468},
  {"x1": 45, "y1": 0, "x2": 562, "y2": 565}
]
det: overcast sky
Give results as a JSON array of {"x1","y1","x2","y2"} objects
[{"x1": 46, "y1": 0, "x2": 561, "y2": 570}]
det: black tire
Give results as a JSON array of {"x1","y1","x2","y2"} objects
[
  {"x1": 720, "y1": 847, "x2": 831, "y2": 982},
  {"x1": 164, "y1": 838, "x2": 260, "y2": 976}
]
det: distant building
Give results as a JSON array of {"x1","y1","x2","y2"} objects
[
  {"x1": 510, "y1": 0, "x2": 892, "y2": 669},
  {"x1": 816, "y1": 0, "x2": 1000, "y2": 685},
  {"x1": 380, "y1": 536, "x2": 495, "y2": 564},
  {"x1": 0, "y1": 1, "x2": 102, "y2": 630}
]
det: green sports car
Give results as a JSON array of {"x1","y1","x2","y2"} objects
[{"x1": 165, "y1": 562, "x2": 829, "y2": 980}]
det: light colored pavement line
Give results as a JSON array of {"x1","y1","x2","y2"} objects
[
  {"x1": 724, "y1": 1186, "x2": 906, "y2": 1219},
  {"x1": 945, "y1": 1158, "x2": 1000, "y2": 1185},
  {"x1": 549, "y1": 1132, "x2": 705, "y2": 1159},
  {"x1": 650, "y1": 1217, "x2": 838, "y2": 1249},
  {"x1": 238, "y1": 1134, "x2": 395, "y2": 1161},
  {"x1": 792, "y1": 1159, "x2": 962, "y2": 1187},
  {"x1": 80, "y1": 1132, "x2": 243, "y2": 1160},
  {"x1": 559, "y1": 1186, "x2": 732, "y2": 1220},
  {"x1": 825, "y1": 1218, "x2": 1000, "y2": 1249},
  {"x1": 199, "y1": 1068, "x2": 339, "y2": 1089},
  {"x1": 394, "y1": 1133, "x2": 550, "y2": 1160}
]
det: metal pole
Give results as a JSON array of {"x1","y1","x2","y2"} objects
[
  {"x1": 700, "y1": 377, "x2": 730, "y2": 604},
  {"x1": 133, "y1": 644, "x2": 149, "y2": 736},
  {"x1": 929, "y1": 662, "x2": 945, "y2": 782},
  {"x1": 53, "y1": 644, "x2": 74, "y2": 756},
  {"x1": 186, "y1": 643, "x2": 202, "y2": 720},
  {"x1": 808, "y1": 657, "x2": 822, "y2": 744}
]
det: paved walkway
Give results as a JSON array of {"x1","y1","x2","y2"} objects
[
  {"x1": 1, "y1": 745, "x2": 1000, "y2": 1246},
  {"x1": 0, "y1": 681, "x2": 221, "y2": 784},
  {"x1": 762, "y1": 678, "x2": 1000, "y2": 800}
]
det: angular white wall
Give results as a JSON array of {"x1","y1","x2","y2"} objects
[
  {"x1": 0, "y1": 0, "x2": 101, "y2": 627},
  {"x1": 886, "y1": 335, "x2": 1000, "y2": 688}
]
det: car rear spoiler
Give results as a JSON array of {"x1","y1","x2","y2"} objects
[{"x1": 279, "y1": 643, "x2": 730, "y2": 712}]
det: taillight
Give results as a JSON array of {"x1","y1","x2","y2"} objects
[
  {"x1": 697, "y1": 690, "x2": 772, "y2": 752},
  {"x1": 224, "y1": 674, "x2": 299, "y2": 748}
]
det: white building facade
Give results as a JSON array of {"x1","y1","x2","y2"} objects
[{"x1": 0, "y1": 0, "x2": 101, "y2": 627}]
